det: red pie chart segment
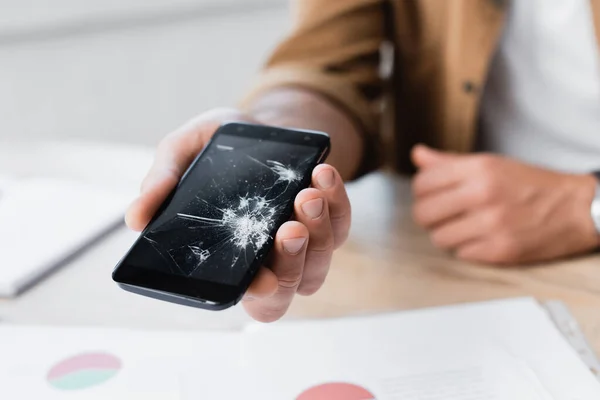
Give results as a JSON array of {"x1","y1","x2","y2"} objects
[{"x1": 297, "y1": 382, "x2": 375, "y2": 400}]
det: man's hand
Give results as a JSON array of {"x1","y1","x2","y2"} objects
[
  {"x1": 411, "y1": 145, "x2": 599, "y2": 264},
  {"x1": 126, "y1": 108, "x2": 351, "y2": 322}
]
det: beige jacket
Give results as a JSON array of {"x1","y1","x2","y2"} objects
[{"x1": 242, "y1": 0, "x2": 600, "y2": 175}]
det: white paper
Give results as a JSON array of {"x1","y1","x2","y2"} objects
[
  {"x1": 183, "y1": 298, "x2": 599, "y2": 399},
  {"x1": 0, "y1": 177, "x2": 132, "y2": 297},
  {"x1": 2, "y1": 298, "x2": 599, "y2": 400},
  {"x1": 200, "y1": 342, "x2": 551, "y2": 399},
  {"x1": 0, "y1": 325, "x2": 237, "y2": 399}
]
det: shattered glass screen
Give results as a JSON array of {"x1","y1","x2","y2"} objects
[{"x1": 126, "y1": 133, "x2": 321, "y2": 286}]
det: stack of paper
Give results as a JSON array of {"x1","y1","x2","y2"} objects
[
  {"x1": 0, "y1": 177, "x2": 130, "y2": 297},
  {"x1": 0, "y1": 298, "x2": 598, "y2": 399}
]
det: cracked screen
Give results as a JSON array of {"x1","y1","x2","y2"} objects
[{"x1": 126, "y1": 133, "x2": 321, "y2": 286}]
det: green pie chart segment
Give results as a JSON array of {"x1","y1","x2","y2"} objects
[{"x1": 46, "y1": 352, "x2": 122, "y2": 390}]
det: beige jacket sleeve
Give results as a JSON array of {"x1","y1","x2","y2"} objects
[{"x1": 240, "y1": 0, "x2": 386, "y2": 173}]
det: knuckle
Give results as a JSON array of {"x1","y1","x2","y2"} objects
[
  {"x1": 277, "y1": 276, "x2": 303, "y2": 290},
  {"x1": 489, "y1": 236, "x2": 521, "y2": 264},
  {"x1": 430, "y1": 229, "x2": 451, "y2": 249},
  {"x1": 412, "y1": 203, "x2": 430, "y2": 227},
  {"x1": 457, "y1": 246, "x2": 479, "y2": 262},
  {"x1": 332, "y1": 228, "x2": 350, "y2": 250},
  {"x1": 253, "y1": 307, "x2": 286, "y2": 323},
  {"x1": 309, "y1": 235, "x2": 335, "y2": 254},
  {"x1": 412, "y1": 174, "x2": 430, "y2": 197},
  {"x1": 307, "y1": 229, "x2": 335, "y2": 254},
  {"x1": 140, "y1": 173, "x2": 153, "y2": 192},
  {"x1": 156, "y1": 136, "x2": 174, "y2": 154},
  {"x1": 329, "y1": 208, "x2": 351, "y2": 225},
  {"x1": 472, "y1": 179, "x2": 497, "y2": 204},
  {"x1": 411, "y1": 175, "x2": 423, "y2": 194},
  {"x1": 297, "y1": 280, "x2": 323, "y2": 296},
  {"x1": 483, "y1": 208, "x2": 506, "y2": 230},
  {"x1": 328, "y1": 200, "x2": 352, "y2": 228}
]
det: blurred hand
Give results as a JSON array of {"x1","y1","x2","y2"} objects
[
  {"x1": 411, "y1": 145, "x2": 599, "y2": 264},
  {"x1": 126, "y1": 108, "x2": 351, "y2": 322}
]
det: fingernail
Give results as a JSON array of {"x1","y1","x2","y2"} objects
[
  {"x1": 301, "y1": 198, "x2": 324, "y2": 219},
  {"x1": 316, "y1": 169, "x2": 335, "y2": 189},
  {"x1": 283, "y1": 237, "x2": 307, "y2": 255}
]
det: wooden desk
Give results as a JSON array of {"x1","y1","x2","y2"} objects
[
  {"x1": 1, "y1": 141, "x2": 599, "y2": 354},
  {"x1": 290, "y1": 172, "x2": 600, "y2": 355}
]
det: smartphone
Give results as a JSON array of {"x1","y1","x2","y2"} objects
[{"x1": 112, "y1": 122, "x2": 330, "y2": 310}]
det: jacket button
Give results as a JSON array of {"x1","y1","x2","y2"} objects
[{"x1": 462, "y1": 81, "x2": 479, "y2": 94}]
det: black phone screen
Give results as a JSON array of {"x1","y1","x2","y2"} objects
[{"x1": 120, "y1": 127, "x2": 323, "y2": 289}]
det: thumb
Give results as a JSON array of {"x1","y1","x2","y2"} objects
[
  {"x1": 126, "y1": 108, "x2": 255, "y2": 231},
  {"x1": 411, "y1": 144, "x2": 456, "y2": 168}
]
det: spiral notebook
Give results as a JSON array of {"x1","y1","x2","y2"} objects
[{"x1": 0, "y1": 176, "x2": 130, "y2": 297}]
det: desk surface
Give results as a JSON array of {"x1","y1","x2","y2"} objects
[{"x1": 2, "y1": 140, "x2": 600, "y2": 352}]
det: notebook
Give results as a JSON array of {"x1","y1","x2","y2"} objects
[
  {"x1": 0, "y1": 176, "x2": 131, "y2": 297},
  {"x1": 0, "y1": 298, "x2": 598, "y2": 399}
]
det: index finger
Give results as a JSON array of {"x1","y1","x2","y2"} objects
[{"x1": 125, "y1": 108, "x2": 250, "y2": 231}]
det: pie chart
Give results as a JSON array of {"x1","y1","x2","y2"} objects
[
  {"x1": 297, "y1": 382, "x2": 375, "y2": 400},
  {"x1": 46, "y1": 352, "x2": 122, "y2": 390}
]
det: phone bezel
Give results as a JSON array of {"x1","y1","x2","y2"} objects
[{"x1": 112, "y1": 122, "x2": 330, "y2": 309}]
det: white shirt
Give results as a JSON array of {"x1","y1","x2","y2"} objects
[{"x1": 479, "y1": 0, "x2": 600, "y2": 173}]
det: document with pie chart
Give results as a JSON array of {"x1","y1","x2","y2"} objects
[
  {"x1": 2, "y1": 298, "x2": 600, "y2": 399},
  {"x1": 181, "y1": 298, "x2": 600, "y2": 400},
  {"x1": 0, "y1": 325, "x2": 237, "y2": 399}
]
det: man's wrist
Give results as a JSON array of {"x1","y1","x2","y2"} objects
[{"x1": 562, "y1": 173, "x2": 600, "y2": 251}]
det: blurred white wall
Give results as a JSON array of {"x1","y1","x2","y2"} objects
[{"x1": 0, "y1": 0, "x2": 289, "y2": 145}]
